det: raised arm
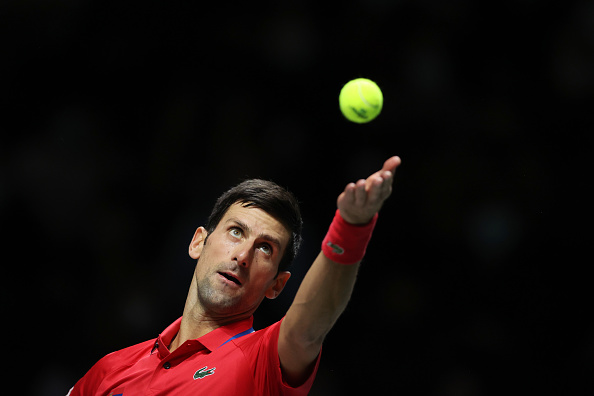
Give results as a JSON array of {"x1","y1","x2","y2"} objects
[{"x1": 278, "y1": 156, "x2": 402, "y2": 386}]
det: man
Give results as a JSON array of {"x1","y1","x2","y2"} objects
[{"x1": 69, "y1": 156, "x2": 402, "y2": 395}]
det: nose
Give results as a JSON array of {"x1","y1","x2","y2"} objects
[{"x1": 232, "y1": 241, "x2": 254, "y2": 268}]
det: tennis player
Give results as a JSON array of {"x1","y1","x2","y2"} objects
[{"x1": 68, "y1": 156, "x2": 401, "y2": 395}]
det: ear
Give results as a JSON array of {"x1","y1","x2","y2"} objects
[
  {"x1": 189, "y1": 227, "x2": 208, "y2": 259},
  {"x1": 265, "y1": 271, "x2": 291, "y2": 300}
]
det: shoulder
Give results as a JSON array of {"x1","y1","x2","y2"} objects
[
  {"x1": 232, "y1": 319, "x2": 320, "y2": 395},
  {"x1": 97, "y1": 338, "x2": 155, "y2": 369},
  {"x1": 70, "y1": 339, "x2": 155, "y2": 395},
  {"x1": 223, "y1": 319, "x2": 282, "y2": 374},
  {"x1": 233, "y1": 320, "x2": 282, "y2": 353}
]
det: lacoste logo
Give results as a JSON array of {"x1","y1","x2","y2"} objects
[
  {"x1": 193, "y1": 366, "x2": 216, "y2": 380},
  {"x1": 326, "y1": 241, "x2": 344, "y2": 254}
]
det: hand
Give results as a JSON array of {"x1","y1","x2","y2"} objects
[{"x1": 337, "y1": 156, "x2": 402, "y2": 225}]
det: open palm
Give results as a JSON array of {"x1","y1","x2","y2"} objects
[{"x1": 337, "y1": 156, "x2": 402, "y2": 225}]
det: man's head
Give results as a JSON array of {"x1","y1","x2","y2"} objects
[
  {"x1": 187, "y1": 179, "x2": 303, "y2": 318},
  {"x1": 205, "y1": 179, "x2": 303, "y2": 273}
]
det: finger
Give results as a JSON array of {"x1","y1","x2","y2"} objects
[
  {"x1": 367, "y1": 175, "x2": 384, "y2": 204},
  {"x1": 337, "y1": 182, "x2": 356, "y2": 205},
  {"x1": 382, "y1": 156, "x2": 401, "y2": 174},
  {"x1": 379, "y1": 170, "x2": 394, "y2": 197},
  {"x1": 367, "y1": 169, "x2": 391, "y2": 190},
  {"x1": 354, "y1": 179, "x2": 367, "y2": 205},
  {"x1": 365, "y1": 157, "x2": 399, "y2": 191},
  {"x1": 381, "y1": 181, "x2": 393, "y2": 201}
]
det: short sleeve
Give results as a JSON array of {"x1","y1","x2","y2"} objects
[
  {"x1": 238, "y1": 318, "x2": 321, "y2": 396},
  {"x1": 68, "y1": 353, "x2": 113, "y2": 396},
  {"x1": 67, "y1": 339, "x2": 154, "y2": 396}
]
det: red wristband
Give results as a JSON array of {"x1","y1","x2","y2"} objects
[{"x1": 321, "y1": 209, "x2": 379, "y2": 265}]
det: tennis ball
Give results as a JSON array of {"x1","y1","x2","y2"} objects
[{"x1": 339, "y1": 78, "x2": 383, "y2": 123}]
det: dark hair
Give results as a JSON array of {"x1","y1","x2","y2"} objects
[{"x1": 205, "y1": 179, "x2": 303, "y2": 272}]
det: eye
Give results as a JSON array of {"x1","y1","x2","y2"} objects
[
  {"x1": 259, "y1": 243, "x2": 273, "y2": 256},
  {"x1": 229, "y1": 227, "x2": 242, "y2": 239}
]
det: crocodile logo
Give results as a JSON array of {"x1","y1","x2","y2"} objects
[{"x1": 193, "y1": 366, "x2": 216, "y2": 380}]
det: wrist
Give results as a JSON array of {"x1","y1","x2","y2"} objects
[{"x1": 321, "y1": 209, "x2": 378, "y2": 265}]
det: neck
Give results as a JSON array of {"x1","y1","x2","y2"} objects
[{"x1": 169, "y1": 275, "x2": 251, "y2": 352}]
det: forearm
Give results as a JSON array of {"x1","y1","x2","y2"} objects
[
  {"x1": 278, "y1": 251, "x2": 360, "y2": 386},
  {"x1": 281, "y1": 208, "x2": 377, "y2": 351},
  {"x1": 283, "y1": 251, "x2": 360, "y2": 346}
]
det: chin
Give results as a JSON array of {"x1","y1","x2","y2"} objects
[{"x1": 198, "y1": 286, "x2": 241, "y2": 312}]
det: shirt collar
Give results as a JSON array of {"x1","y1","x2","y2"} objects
[
  {"x1": 198, "y1": 316, "x2": 254, "y2": 351},
  {"x1": 155, "y1": 316, "x2": 254, "y2": 356}
]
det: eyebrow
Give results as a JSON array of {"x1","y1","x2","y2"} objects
[{"x1": 225, "y1": 218, "x2": 283, "y2": 252}]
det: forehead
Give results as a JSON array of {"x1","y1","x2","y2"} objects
[{"x1": 219, "y1": 202, "x2": 291, "y2": 248}]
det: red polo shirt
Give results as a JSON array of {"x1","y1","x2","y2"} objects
[{"x1": 69, "y1": 317, "x2": 320, "y2": 395}]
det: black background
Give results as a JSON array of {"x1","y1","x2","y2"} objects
[{"x1": 2, "y1": 0, "x2": 592, "y2": 394}]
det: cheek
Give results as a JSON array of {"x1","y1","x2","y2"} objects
[
  {"x1": 247, "y1": 264, "x2": 277, "y2": 290},
  {"x1": 214, "y1": 236, "x2": 236, "y2": 257},
  {"x1": 194, "y1": 248, "x2": 218, "y2": 277},
  {"x1": 200, "y1": 237, "x2": 231, "y2": 262}
]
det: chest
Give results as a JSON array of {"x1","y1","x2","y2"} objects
[{"x1": 97, "y1": 348, "x2": 255, "y2": 395}]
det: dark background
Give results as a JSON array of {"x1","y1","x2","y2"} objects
[{"x1": 2, "y1": 0, "x2": 592, "y2": 395}]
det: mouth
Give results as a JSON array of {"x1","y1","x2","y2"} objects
[{"x1": 218, "y1": 271, "x2": 242, "y2": 286}]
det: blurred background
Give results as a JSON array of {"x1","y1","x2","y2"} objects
[{"x1": 2, "y1": 0, "x2": 592, "y2": 394}]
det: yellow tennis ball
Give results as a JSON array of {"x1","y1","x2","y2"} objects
[{"x1": 339, "y1": 78, "x2": 383, "y2": 123}]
